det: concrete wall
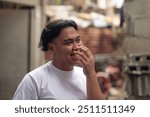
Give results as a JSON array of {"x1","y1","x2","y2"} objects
[
  {"x1": 124, "y1": 0, "x2": 150, "y2": 54},
  {"x1": 0, "y1": 1, "x2": 46, "y2": 99},
  {"x1": 124, "y1": 0, "x2": 150, "y2": 99},
  {"x1": 0, "y1": 10, "x2": 29, "y2": 99}
]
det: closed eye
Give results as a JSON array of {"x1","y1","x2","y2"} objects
[
  {"x1": 76, "y1": 37, "x2": 81, "y2": 43},
  {"x1": 63, "y1": 35, "x2": 81, "y2": 45},
  {"x1": 64, "y1": 39, "x2": 73, "y2": 45}
]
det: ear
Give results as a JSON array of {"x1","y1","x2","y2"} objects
[{"x1": 48, "y1": 43, "x2": 55, "y2": 52}]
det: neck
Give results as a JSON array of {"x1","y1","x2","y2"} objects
[{"x1": 52, "y1": 60, "x2": 73, "y2": 71}]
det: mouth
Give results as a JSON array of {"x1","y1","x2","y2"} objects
[
  {"x1": 70, "y1": 52, "x2": 78, "y2": 61},
  {"x1": 70, "y1": 49, "x2": 78, "y2": 56},
  {"x1": 70, "y1": 53, "x2": 75, "y2": 56}
]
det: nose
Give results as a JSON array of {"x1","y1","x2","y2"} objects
[{"x1": 72, "y1": 42, "x2": 80, "y2": 51}]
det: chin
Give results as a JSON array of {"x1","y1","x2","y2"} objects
[{"x1": 69, "y1": 56, "x2": 80, "y2": 66}]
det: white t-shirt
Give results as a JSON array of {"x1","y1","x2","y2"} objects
[{"x1": 13, "y1": 61, "x2": 87, "y2": 100}]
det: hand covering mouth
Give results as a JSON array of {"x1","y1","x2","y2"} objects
[{"x1": 70, "y1": 49, "x2": 78, "y2": 56}]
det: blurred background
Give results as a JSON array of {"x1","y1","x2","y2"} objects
[{"x1": 0, "y1": 0, "x2": 150, "y2": 100}]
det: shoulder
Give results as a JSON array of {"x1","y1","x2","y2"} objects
[
  {"x1": 19, "y1": 62, "x2": 52, "y2": 88},
  {"x1": 21, "y1": 61, "x2": 52, "y2": 84},
  {"x1": 28, "y1": 61, "x2": 51, "y2": 78}
]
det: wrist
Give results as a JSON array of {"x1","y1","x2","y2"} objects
[{"x1": 86, "y1": 72, "x2": 97, "y2": 79}]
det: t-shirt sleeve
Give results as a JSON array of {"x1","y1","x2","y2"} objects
[{"x1": 12, "y1": 74, "x2": 39, "y2": 100}]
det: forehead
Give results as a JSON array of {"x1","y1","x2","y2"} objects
[{"x1": 56, "y1": 27, "x2": 79, "y2": 41}]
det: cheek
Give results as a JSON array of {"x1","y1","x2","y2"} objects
[
  {"x1": 56, "y1": 46, "x2": 72, "y2": 55},
  {"x1": 65, "y1": 47, "x2": 73, "y2": 55}
]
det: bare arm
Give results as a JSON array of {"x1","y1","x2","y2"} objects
[{"x1": 74, "y1": 46, "x2": 105, "y2": 100}]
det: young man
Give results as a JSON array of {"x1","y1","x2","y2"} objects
[{"x1": 13, "y1": 19, "x2": 105, "y2": 100}]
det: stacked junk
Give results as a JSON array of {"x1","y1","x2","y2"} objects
[{"x1": 125, "y1": 53, "x2": 150, "y2": 99}]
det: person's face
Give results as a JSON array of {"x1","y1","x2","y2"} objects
[{"x1": 51, "y1": 27, "x2": 83, "y2": 67}]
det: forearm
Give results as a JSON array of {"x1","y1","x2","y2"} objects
[
  {"x1": 73, "y1": 45, "x2": 105, "y2": 99},
  {"x1": 86, "y1": 73, "x2": 105, "y2": 100}
]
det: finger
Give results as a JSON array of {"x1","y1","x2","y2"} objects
[
  {"x1": 78, "y1": 55, "x2": 87, "y2": 67},
  {"x1": 79, "y1": 46, "x2": 92, "y2": 58},
  {"x1": 73, "y1": 51, "x2": 88, "y2": 61}
]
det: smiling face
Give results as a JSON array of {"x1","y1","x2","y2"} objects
[{"x1": 50, "y1": 27, "x2": 83, "y2": 71}]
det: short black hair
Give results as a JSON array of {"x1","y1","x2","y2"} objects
[{"x1": 39, "y1": 19, "x2": 78, "y2": 52}]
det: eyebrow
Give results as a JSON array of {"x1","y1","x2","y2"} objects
[{"x1": 64, "y1": 35, "x2": 80, "y2": 42}]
